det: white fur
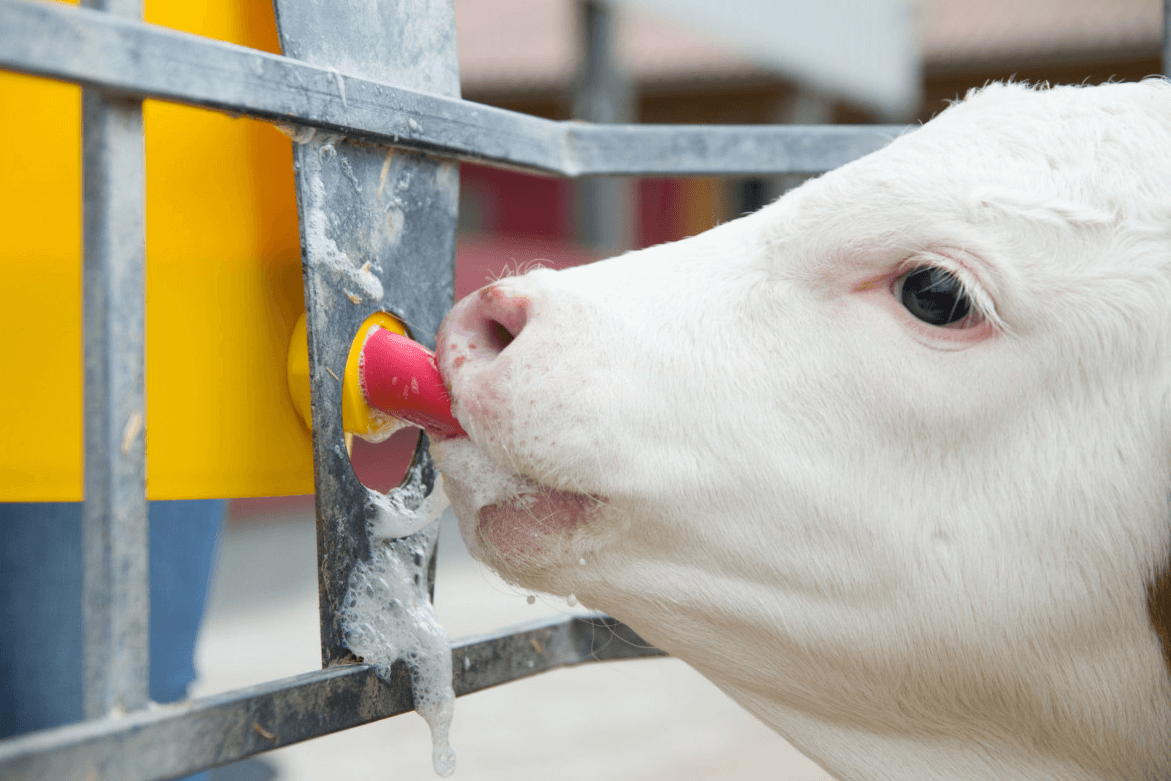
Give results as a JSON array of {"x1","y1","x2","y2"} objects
[{"x1": 434, "y1": 81, "x2": 1171, "y2": 780}]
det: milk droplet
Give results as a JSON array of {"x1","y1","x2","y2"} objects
[{"x1": 566, "y1": 594, "x2": 578, "y2": 607}]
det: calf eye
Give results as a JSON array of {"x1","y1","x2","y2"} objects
[{"x1": 898, "y1": 266, "x2": 972, "y2": 326}]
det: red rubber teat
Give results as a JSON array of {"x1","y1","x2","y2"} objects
[{"x1": 359, "y1": 328, "x2": 466, "y2": 438}]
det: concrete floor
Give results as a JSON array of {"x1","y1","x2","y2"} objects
[{"x1": 193, "y1": 503, "x2": 836, "y2": 781}]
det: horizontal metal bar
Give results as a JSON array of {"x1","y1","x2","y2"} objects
[
  {"x1": 568, "y1": 121, "x2": 901, "y2": 177},
  {"x1": 0, "y1": 615, "x2": 661, "y2": 781},
  {"x1": 0, "y1": 0, "x2": 907, "y2": 177}
]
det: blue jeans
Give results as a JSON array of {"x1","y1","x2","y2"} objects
[{"x1": 0, "y1": 500, "x2": 223, "y2": 780}]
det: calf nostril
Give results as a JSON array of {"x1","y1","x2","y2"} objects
[
  {"x1": 470, "y1": 285, "x2": 529, "y2": 357},
  {"x1": 488, "y1": 319, "x2": 516, "y2": 353},
  {"x1": 441, "y1": 284, "x2": 532, "y2": 372}
]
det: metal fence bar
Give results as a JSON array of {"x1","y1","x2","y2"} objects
[
  {"x1": 0, "y1": 0, "x2": 905, "y2": 177},
  {"x1": 0, "y1": 615, "x2": 659, "y2": 781},
  {"x1": 271, "y1": 0, "x2": 463, "y2": 671},
  {"x1": 573, "y1": 0, "x2": 635, "y2": 250},
  {"x1": 79, "y1": 0, "x2": 150, "y2": 722}
]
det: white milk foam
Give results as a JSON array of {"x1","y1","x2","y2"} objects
[{"x1": 341, "y1": 477, "x2": 456, "y2": 776}]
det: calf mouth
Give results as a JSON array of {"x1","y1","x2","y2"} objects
[
  {"x1": 431, "y1": 437, "x2": 607, "y2": 569},
  {"x1": 476, "y1": 486, "x2": 606, "y2": 563},
  {"x1": 433, "y1": 280, "x2": 613, "y2": 571}
]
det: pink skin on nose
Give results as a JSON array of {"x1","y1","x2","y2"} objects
[{"x1": 437, "y1": 284, "x2": 531, "y2": 376}]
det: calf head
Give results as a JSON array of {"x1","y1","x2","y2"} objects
[{"x1": 434, "y1": 81, "x2": 1171, "y2": 780}]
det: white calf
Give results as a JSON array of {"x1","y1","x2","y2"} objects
[{"x1": 434, "y1": 81, "x2": 1171, "y2": 780}]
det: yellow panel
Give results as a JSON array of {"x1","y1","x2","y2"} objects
[
  {"x1": 0, "y1": 71, "x2": 83, "y2": 501},
  {"x1": 0, "y1": 0, "x2": 316, "y2": 500}
]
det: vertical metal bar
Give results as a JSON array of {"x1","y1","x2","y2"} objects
[
  {"x1": 80, "y1": 0, "x2": 149, "y2": 720},
  {"x1": 573, "y1": 0, "x2": 634, "y2": 251},
  {"x1": 272, "y1": 0, "x2": 461, "y2": 669},
  {"x1": 1164, "y1": 0, "x2": 1170, "y2": 78}
]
